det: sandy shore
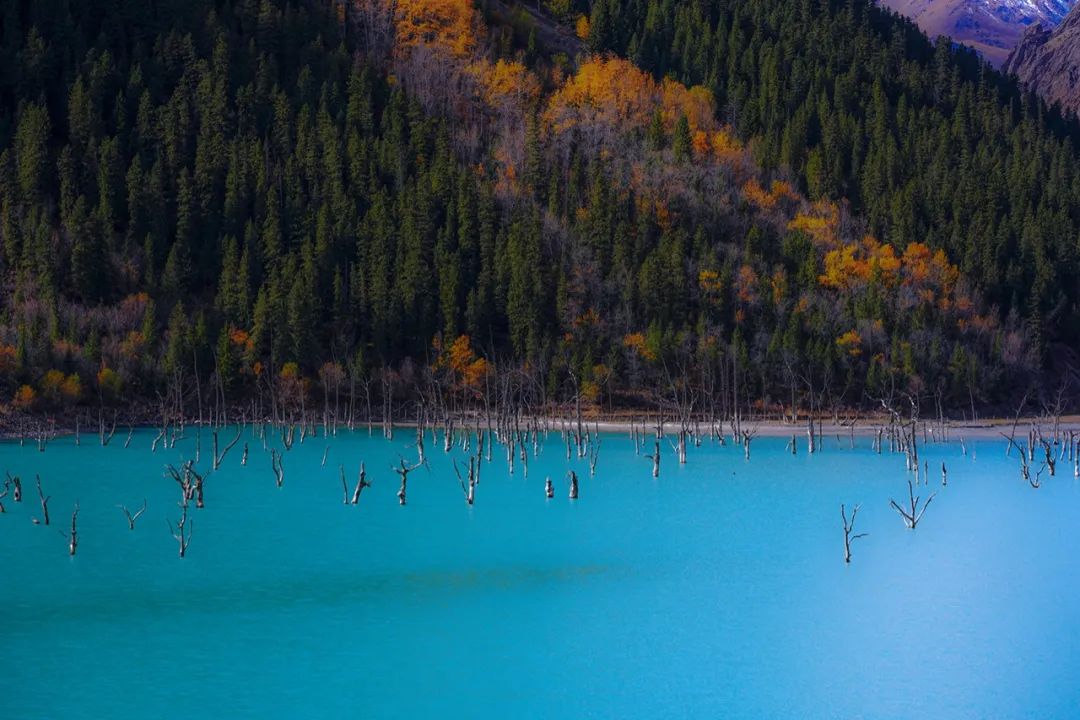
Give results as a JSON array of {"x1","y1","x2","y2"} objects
[{"x1": 3, "y1": 409, "x2": 1079, "y2": 442}]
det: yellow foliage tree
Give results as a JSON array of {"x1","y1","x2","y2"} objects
[
  {"x1": 544, "y1": 57, "x2": 659, "y2": 137},
  {"x1": 395, "y1": 0, "x2": 480, "y2": 59},
  {"x1": 575, "y1": 15, "x2": 591, "y2": 41}
]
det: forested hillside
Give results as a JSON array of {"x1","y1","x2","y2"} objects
[
  {"x1": 0, "y1": 0, "x2": 1071, "y2": 427},
  {"x1": 582, "y1": 0, "x2": 1080, "y2": 362}
]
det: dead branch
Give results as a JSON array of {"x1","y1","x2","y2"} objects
[
  {"x1": 889, "y1": 479, "x2": 935, "y2": 529},
  {"x1": 118, "y1": 499, "x2": 148, "y2": 530}
]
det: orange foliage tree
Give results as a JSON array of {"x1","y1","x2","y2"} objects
[
  {"x1": 544, "y1": 57, "x2": 659, "y2": 139},
  {"x1": 394, "y1": 0, "x2": 480, "y2": 59}
]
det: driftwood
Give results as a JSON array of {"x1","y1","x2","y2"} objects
[
  {"x1": 840, "y1": 503, "x2": 867, "y2": 563},
  {"x1": 889, "y1": 479, "x2": 935, "y2": 529},
  {"x1": 118, "y1": 499, "x2": 148, "y2": 529}
]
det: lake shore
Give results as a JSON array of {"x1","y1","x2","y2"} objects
[{"x1": 2, "y1": 406, "x2": 1079, "y2": 442}]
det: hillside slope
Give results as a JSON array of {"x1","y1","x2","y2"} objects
[
  {"x1": 878, "y1": 0, "x2": 1075, "y2": 64},
  {"x1": 0, "y1": 0, "x2": 1074, "y2": 423},
  {"x1": 1004, "y1": 3, "x2": 1080, "y2": 113}
]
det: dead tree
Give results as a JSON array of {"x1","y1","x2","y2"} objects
[
  {"x1": 340, "y1": 466, "x2": 350, "y2": 504},
  {"x1": 168, "y1": 503, "x2": 192, "y2": 558},
  {"x1": 645, "y1": 440, "x2": 660, "y2": 478},
  {"x1": 1028, "y1": 462, "x2": 1047, "y2": 489},
  {"x1": 118, "y1": 500, "x2": 147, "y2": 530},
  {"x1": 394, "y1": 457, "x2": 423, "y2": 506},
  {"x1": 840, "y1": 503, "x2": 867, "y2": 563},
  {"x1": 545, "y1": 476, "x2": 554, "y2": 498},
  {"x1": 941, "y1": 462, "x2": 947, "y2": 486},
  {"x1": 212, "y1": 426, "x2": 243, "y2": 470},
  {"x1": 352, "y1": 463, "x2": 371, "y2": 504},
  {"x1": 741, "y1": 428, "x2": 757, "y2": 460},
  {"x1": 35, "y1": 475, "x2": 50, "y2": 525},
  {"x1": 165, "y1": 462, "x2": 200, "y2": 505},
  {"x1": 0, "y1": 477, "x2": 7, "y2": 513},
  {"x1": 1039, "y1": 438, "x2": 1056, "y2": 477},
  {"x1": 589, "y1": 438, "x2": 601, "y2": 476},
  {"x1": 889, "y1": 480, "x2": 935, "y2": 529},
  {"x1": 241, "y1": 442, "x2": 249, "y2": 466},
  {"x1": 568, "y1": 470, "x2": 579, "y2": 500},
  {"x1": 99, "y1": 408, "x2": 118, "y2": 446},
  {"x1": 191, "y1": 465, "x2": 208, "y2": 508},
  {"x1": 7, "y1": 472, "x2": 21, "y2": 502},
  {"x1": 270, "y1": 449, "x2": 285, "y2": 487},
  {"x1": 454, "y1": 457, "x2": 477, "y2": 506},
  {"x1": 64, "y1": 502, "x2": 80, "y2": 556}
]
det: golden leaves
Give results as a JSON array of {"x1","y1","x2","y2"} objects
[{"x1": 394, "y1": 0, "x2": 481, "y2": 59}]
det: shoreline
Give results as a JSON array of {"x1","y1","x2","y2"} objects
[{"x1": 3, "y1": 410, "x2": 1079, "y2": 442}]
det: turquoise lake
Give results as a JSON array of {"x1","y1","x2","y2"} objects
[{"x1": 2, "y1": 426, "x2": 1079, "y2": 718}]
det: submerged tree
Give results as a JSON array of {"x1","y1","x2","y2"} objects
[{"x1": 840, "y1": 503, "x2": 867, "y2": 563}]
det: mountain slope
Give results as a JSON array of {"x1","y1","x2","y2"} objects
[
  {"x1": 1004, "y1": 3, "x2": 1080, "y2": 113},
  {"x1": 878, "y1": 0, "x2": 1076, "y2": 64}
]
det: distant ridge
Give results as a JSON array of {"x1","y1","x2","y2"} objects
[{"x1": 878, "y1": 0, "x2": 1076, "y2": 65}]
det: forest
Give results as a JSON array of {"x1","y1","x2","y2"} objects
[{"x1": 0, "y1": 0, "x2": 1075, "y2": 431}]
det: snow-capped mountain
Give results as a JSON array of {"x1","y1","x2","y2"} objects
[{"x1": 878, "y1": 0, "x2": 1077, "y2": 65}]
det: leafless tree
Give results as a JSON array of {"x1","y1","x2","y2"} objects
[
  {"x1": 118, "y1": 500, "x2": 147, "y2": 530},
  {"x1": 568, "y1": 470, "x2": 579, "y2": 500},
  {"x1": 212, "y1": 426, "x2": 243, "y2": 470},
  {"x1": 545, "y1": 476, "x2": 554, "y2": 498},
  {"x1": 271, "y1": 449, "x2": 285, "y2": 488},
  {"x1": 0, "y1": 476, "x2": 8, "y2": 513},
  {"x1": 35, "y1": 475, "x2": 50, "y2": 525},
  {"x1": 454, "y1": 457, "x2": 477, "y2": 505},
  {"x1": 99, "y1": 408, "x2": 118, "y2": 446},
  {"x1": 168, "y1": 503, "x2": 192, "y2": 558},
  {"x1": 351, "y1": 463, "x2": 371, "y2": 504},
  {"x1": 7, "y1": 472, "x2": 21, "y2": 502},
  {"x1": 840, "y1": 503, "x2": 867, "y2": 563},
  {"x1": 889, "y1": 480, "x2": 935, "y2": 529},
  {"x1": 645, "y1": 440, "x2": 660, "y2": 478},
  {"x1": 394, "y1": 457, "x2": 423, "y2": 506},
  {"x1": 62, "y1": 502, "x2": 80, "y2": 556}
]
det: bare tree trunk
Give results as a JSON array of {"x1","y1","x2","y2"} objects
[
  {"x1": 351, "y1": 463, "x2": 370, "y2": 504},
  {"x1": 66, "y1": 503, "x2": 80, "y2": 555},
  {"x1": 840, "y1": 503, "x2": 867, "y2": 563},
  {"x1": 35, "y1": 475, "x2": 50, "y2": 525},
  {"x1": 271, "y1": 449, "x2": 285, "y2": 487}
]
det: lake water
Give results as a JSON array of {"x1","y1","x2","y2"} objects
[{"x1": 1, "y1": 425, "x2": 1079, "y2": 718}]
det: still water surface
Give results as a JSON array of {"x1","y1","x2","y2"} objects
[{"x1": 1, "y1": 428, "x2": 1079, "y2": 718}]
